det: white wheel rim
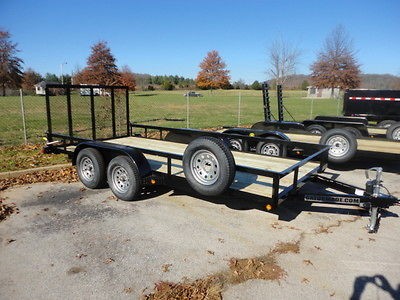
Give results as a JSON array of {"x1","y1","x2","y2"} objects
[
  {"x1": 260, "y1": 143, "x2": 280, "y2": 156},
  {"x1": 112, "y1": 166, "x2": 130, "y2": 193},
  {"x1": 80, "y1": 157, "x2": 95, "y2": 182},
  {"x1": 393, "y1": 128, "x2": 400, "y2": 140},
  {"x1": 190, "y1": 150, "x2": 219, "y2": 185},
  {"x1": 230, "y1": 139, "x2": 242, "y2": 151},
  {"x1": 326, "y1": 135, "x2": 350, "y2": 157},
  {"x1": 310, "y1": 129, "x2": 322, "y2": 134}
]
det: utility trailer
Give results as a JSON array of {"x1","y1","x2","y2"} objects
[
  {"x1": 43, "y1": 84, "x2": 399, "y2": 233},
  {"x1": 256, "y1": 84, "x2": 400, "y2": 139},
  {"x1": 242, "y1": 83, "x2": 400, "y2": 164},
  {"x1": 343, "y1": 89, "x2": 400, "y2": 126}
]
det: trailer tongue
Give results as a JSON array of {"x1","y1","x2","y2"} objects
[
  {"x1": 298, "y1": 167, "x2": 399, "y2": 232},
  {"x1": 43, "y1": 84, "x2": 398, "y2": 233}
]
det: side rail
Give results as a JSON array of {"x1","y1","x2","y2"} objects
[
  {"x1": 45, "y1": 84, "x2": 130, "y2": 143},
  {"x1": 131, "y1": 123, "x2": 328, "y2": 161},
  {"x1": 130, "y1": 123, "x2": 329, "y2": 206}
]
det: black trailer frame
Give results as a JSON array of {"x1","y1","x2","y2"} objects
[
  {"x1": 43, "y1": 84, "x2": 399, "y2": 233},
  {"x1": 245, "y1": 83, "x2": 400, "y2": 164},
  {"x1": 258, "y1": 83, "x2": 370, "y2": 135},
  {"x1": 256, "y1": 83, "x2": 400, "y2": 139}
]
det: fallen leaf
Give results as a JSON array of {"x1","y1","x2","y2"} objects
[
  {"x1": 104, "y1": 258, "x2": 115, "y2": 264},
  {"x1": 301, "y1": 278, "x2": 310, "y2": 284},
  {"x1": 162, "y1": 264, "x2": 172, "y2": 272},
  {"x1": 303, "y1": 259, "x2": 314, "y2": 266}
]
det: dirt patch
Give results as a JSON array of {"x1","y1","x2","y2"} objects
[
  {"x1": 228, "y1": 256, "x2": 285, "y2": 284},
  {"x1": 228, "y1": 241, "x2": 300, "y2": 284},
  {"x1": 314, "y1": 216, "x2": 361, "y2": 234},
  {"x1": 67, "y1": 266, "x2": 86, "y2": 275},
  {"x1": 142, "y1": 275, "x2": 224, "y2": 300},
  {"x1": 0, "y1": 198, "x2": 18, "y2": 221},
  {"x1": 0, "y1": 167, "x2": 78, "y2": 191},
  {"x1": 142, "y1": 240, "x2": 300, "y2": 299}
]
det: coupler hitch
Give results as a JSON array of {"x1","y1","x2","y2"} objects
[{"x1": 303, "y1": 167, "x2": 399, "y2": 233}]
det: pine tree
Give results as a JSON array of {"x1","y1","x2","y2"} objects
[
  {"x1": 0, "y1": 30, "x2": 24, "y2": 96},
  {"x1": 195, "y1": 50, "x2": 230, "y2": 89}
]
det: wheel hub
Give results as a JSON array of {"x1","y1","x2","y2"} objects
[
  {"x1": 326, "y1": 135, "x2": 349, "y2": 157},
  {"x1": 80, "y1": 157, "x2": 95, "y2": 181},
  {"x1": 112, "y1": 166, "x2": 130, "y2": 193},
  {"x1": 260, "y1": 143, "x2": 280, "y2": 156},
  {"x1": 230, "y1": 139, "x2": 242, "y2": 151},
  {"x1": 190, "y1": 150, "x2": 219, "y2": 185}
]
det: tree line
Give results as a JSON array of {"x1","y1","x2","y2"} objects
[{"x1": 1, "y1": 26, "x2": 399, "y2": 96}]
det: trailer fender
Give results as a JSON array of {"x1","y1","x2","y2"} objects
[
  {"x1": 256, "y1": 131, "x2": 290, "y2": 141},
  {"x1": 72, "y1": 141, "x2": 152, "y2": 178},
  {"x1": 223, "y1": 128, "x2": 290, "y2": 140}
]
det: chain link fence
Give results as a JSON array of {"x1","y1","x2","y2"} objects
[{"x1": 0, "y1": 88, "x2": 343, "y2": 146}]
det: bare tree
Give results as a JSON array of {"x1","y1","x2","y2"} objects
[
  {"x1": 310, "y1": 25, "x2": 361, "y2": 96},
  {"x1": 268, "y1": 38, "x2": 301, "y2": 86}
]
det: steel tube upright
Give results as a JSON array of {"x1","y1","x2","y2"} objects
[
  {"x1": 262, "y1": 82, "x2": 271, "y2": 122},
  {"x1": 277, "y1": 84, "x2": 284, "y2": 122}
]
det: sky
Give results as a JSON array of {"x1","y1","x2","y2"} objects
[{"x1": 1, "y1": 0, "x2": 399, "y2": 83}]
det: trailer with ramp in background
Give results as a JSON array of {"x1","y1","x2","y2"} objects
[{"x1": 43, "y1": 84, "x2": 399, "y2": 233}]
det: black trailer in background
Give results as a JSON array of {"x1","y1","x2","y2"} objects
[
  {"x1": 43, "y1": 84, "x2": 399, "y2": 233},
  {"x1": 343, "y1": 89, "x2": 400, "y2": 124},
  {"x1": 243, "y1": 83, "x2": 400, "y2": 163}
]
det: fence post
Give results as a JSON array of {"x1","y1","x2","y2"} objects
[
  {"x1": 186, "y1": 93, "x2": 190, "y2": 128},
  {"x1": 309, "y1": 97, "x2": 314, "y2": 120},
  {"x1": 237, "y1": 91, "x2": 241, "y2": 126},
  {"x1": 336, "y1": 97, "x2": 341, "y2": 116},
  {"x1": 19, "y1": 89, "x2": 27, "y2": 144}
]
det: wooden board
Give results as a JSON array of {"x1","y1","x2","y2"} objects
[
  {"x1": 105, "y1": 137, "x2": 321, "y2": 198},
  {"x1": 368, "y1": 127, "x2": 387, "y2": 135},
  {"x1": 286, "y1": 133, "x2": 400, "y2": 154}
]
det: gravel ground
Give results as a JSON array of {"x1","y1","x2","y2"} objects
[{"x1": 0, "y1": 158, "x2": 399, "y2": 299}]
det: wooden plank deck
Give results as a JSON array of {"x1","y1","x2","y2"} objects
[
  {"x1": 286, "y1": 133, "x2": 400, "y2": 154},
  {"x1": 105, "y1": 137, "x2": 320, "y2": 198}
]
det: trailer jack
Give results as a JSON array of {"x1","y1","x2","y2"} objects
[{"x1": 301, "y1": 167, "x2": 399, "y2": 233}]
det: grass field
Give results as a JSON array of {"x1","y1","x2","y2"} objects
[{"x1": 0, "y1": 89, "x2": 343, "y2": 145}]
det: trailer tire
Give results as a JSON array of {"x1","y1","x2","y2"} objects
[
  {"x1": 386, "y1": 122, "x2": 400, "y2": 141},
  {"x1": 229, "y1": 138, "x2": 249, "y2": 152},
  {"x1": 343, "y1": 126, "x2": 362, "y2": 138},
  {"x1": 306, "y1": 124, "x2": 327, "y2": 135},
  {"x1": 320, "y1": 129, "x2": 357, "y2": 164},
  {"x1": 107, "y1": 156, "x2": 141, "y2": 201},
  {"x1": 378, "y1": 120, "x2": 396, "y2": 128},
  {"x1": 76, "y1": 148, "x2": 106, "y2": 189},
  {"x1": 256, "y1": 138, "x2": 287, "y2": 157},
  {"x1": 183, "y1": 136, "x2": 235, "y2": 196}
]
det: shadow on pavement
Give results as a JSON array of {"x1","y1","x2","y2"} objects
[
  {"x1": 350, "y1": 275, "x2": 400, "y2": 300},
  {"x1": 329, "y1": 153, "x2": 400, "y2": 174}
]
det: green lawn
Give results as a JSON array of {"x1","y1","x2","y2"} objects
[{"x1": 0, "y1": 89, "x2": 343, "y2": 145}]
